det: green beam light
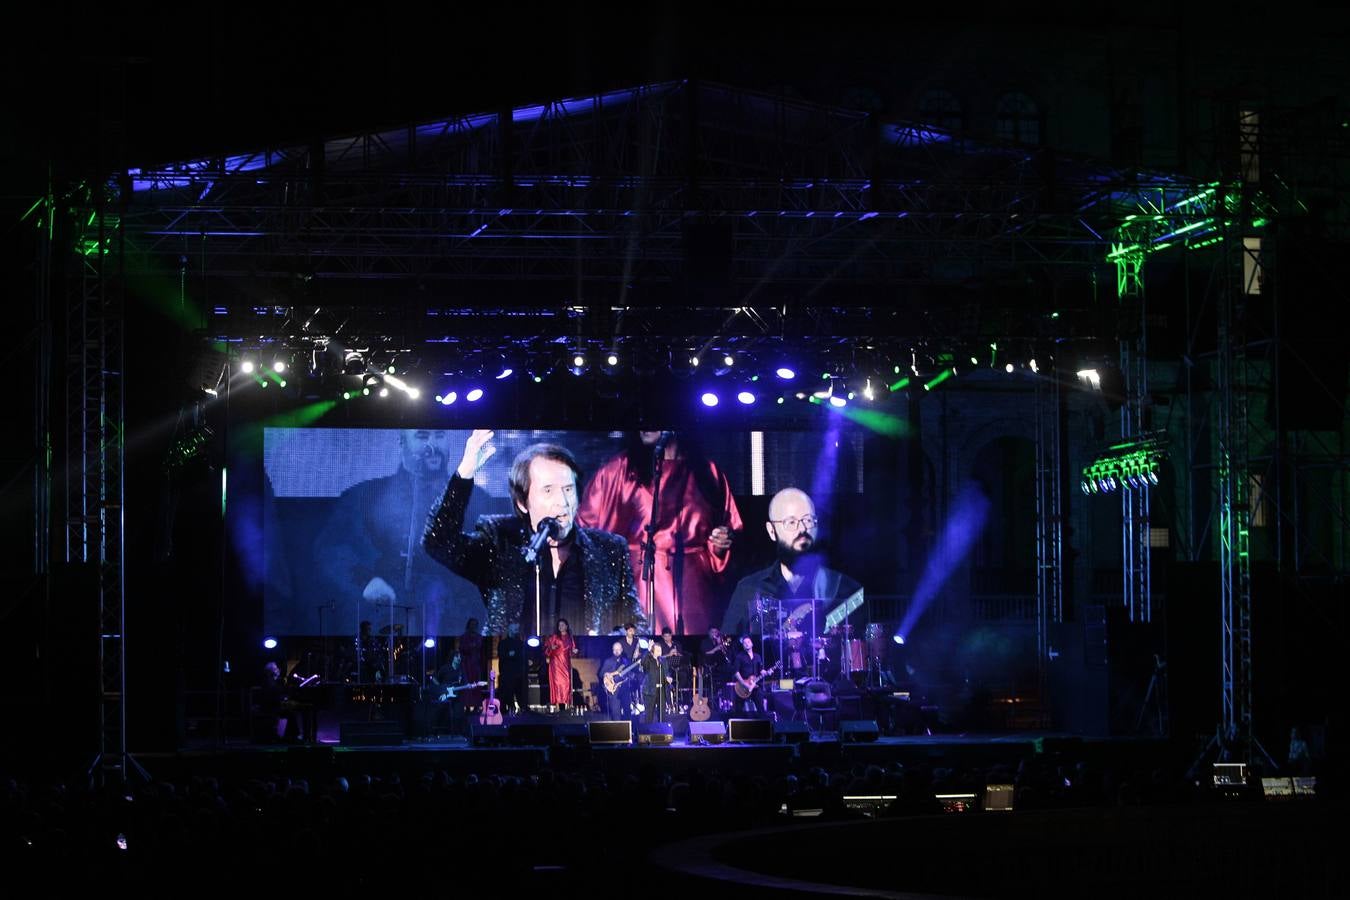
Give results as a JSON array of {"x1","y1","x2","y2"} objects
[
  {"x1": 259, "y1": 399, "x2": 338, "y2": 429},
  {"x1": 923, "y1": 368, "x2": 955, "y2": 391},
  {"x1": 888, "y1": 376, "x2": 911, "y2": 392},
  {"x1": 833, "y1": 406, "x2": 910, "y2": 437}
]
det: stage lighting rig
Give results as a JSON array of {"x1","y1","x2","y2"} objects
[{"x1": 1081, "y1": 434, "x2": 1168, "y2": 495}]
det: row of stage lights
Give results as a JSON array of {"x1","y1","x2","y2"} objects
[
  {"x1": 262, "y1": 633, "x2": 908, "y2": 652},
  {"x1": 1080, "y1": 440, "x2": 1168, "y2": 495},
  {"x1": 233, "y1": 343, "x2": 1044, "y2": 408}
]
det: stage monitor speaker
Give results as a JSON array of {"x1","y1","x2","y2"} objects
[
  {"x1": 470, "y1": 724, "x2": 508, "y2": 747},
  {"x1": 688, "y1": 720, "x2": 726, "y2": 744},
  {"x1": 339, "y1": 721, "x2": 404, "y2": 746},
  {"x1": 507, "y1": 723, "x2": 555, "y2": 746},
  {"x1": 840, "y1": 720, "x2": 880, "y2": 742},
  {"x1": 729, "y1": 718, "x2": 774, "y2": 743},
  {"x1": 552, "y1": 722, "x2": 590, "y2": 746},
  {"x1": 774, "y1": 721, "x2": 810, "y2": 744},
  {"x1": 587, "y1": 720, "x2": 633, "y2": 745},
  {"x1": 637, "y1": 722, "x2": 674, "y2": 745}
]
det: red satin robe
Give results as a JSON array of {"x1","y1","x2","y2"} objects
[
  {"x1": 578, "y1": 455, "x2": 742, "y2": 635},
  {"x1": 543, "y1": 633, "x2": 576, "y2": 706}
]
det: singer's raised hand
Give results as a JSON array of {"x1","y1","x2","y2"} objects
[{"x1": 457, "y1": 429, "x2": 496, "y2": 479}]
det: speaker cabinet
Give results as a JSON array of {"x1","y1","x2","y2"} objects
[{"x1": 587, "y1": 720, "x2": 633, "y2": 745}]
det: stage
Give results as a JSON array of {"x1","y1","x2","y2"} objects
[{"x1": 154, "y1": 727, "x2": 1172, "y2": 784}]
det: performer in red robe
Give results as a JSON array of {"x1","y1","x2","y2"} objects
[
  {"x1": 542, "y1": 618, "x2": 577, "y2": 710},
  {"x1": 578, "y1": 432, "x2": 742, "y2": 635}
]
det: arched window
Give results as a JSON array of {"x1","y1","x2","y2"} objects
[
  {"x1": 995, "y1": 91, "x2": 1041, "y2": 144},
  {"x1": 918, "y1": 88, "x2": 963, "y2": 133}
]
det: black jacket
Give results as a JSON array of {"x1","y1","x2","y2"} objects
[
  {"x1": 423, "y1": 474, "x2": 642, "y2": 636},
  {"x1": 722, "y1": 559, "x2": 863, "y2": 637}
]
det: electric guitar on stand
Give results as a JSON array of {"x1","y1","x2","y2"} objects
[{"x1": 478, "y1": 670, "x2": 502, "y2": 725}]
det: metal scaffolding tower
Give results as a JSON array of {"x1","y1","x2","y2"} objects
[
  {"x1": 65, "y1": 180, "x2": 133, "y2": 782},
  {"x1": 1034, "y1": 370, "x2": 1065, "y2": 695}
]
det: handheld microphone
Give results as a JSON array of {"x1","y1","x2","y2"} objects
[
  {"x1": 523, "y1": 516, "x2": 561, "y2": 564},
  {"x1": 653, "y1": 430, "x2": 675, "y2": 455}
]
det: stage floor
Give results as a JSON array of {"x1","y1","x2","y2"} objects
[{"x1": 158, "y1": 726, "x2": 1171, "y2": 784}]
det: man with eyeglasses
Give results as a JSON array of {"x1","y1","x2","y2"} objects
[{"x1": 721, "y1": 488, "x2": 863, "y2": 677}]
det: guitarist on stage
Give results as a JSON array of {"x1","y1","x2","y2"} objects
[
  {"x1": 733, "y1": 635, "x2": 770, "y2": 713},
  {"x1": 597, "y1": 641, "x2": 636, "y2": 719}
]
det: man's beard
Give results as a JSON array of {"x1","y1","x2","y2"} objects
[
  {"x1": 408, "y1": 448, "x2": 446, "y2": 478},
  {"x1": 776, "y1": 534, "x2": 814, "y2": 568}
]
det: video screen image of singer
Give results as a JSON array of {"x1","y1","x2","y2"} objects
[{"x1": 249, "y1": 427, "x2": 867, "y2": 639}]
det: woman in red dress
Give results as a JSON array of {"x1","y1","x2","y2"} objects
[
  {"x1": 542, "y1": 618, "x2": 576, "y2": 712},
  {"x1": 578, "y1": 431, "x2": 742, "y2": 635}
]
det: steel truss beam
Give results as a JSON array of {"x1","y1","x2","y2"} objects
[
  {"x1": 118, "y1": 82, "x2": 1195, "y2": 291},
  {"x1": 65, "y1": 182, "x2": 129, "y2": 782}
]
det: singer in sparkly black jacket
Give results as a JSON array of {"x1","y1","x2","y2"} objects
[{"x1": 423, "y1": 473, "x2": 643, "y2": 637}]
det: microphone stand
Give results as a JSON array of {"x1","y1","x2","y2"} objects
[{"x1": 640, "y1": 441, "x2": 667, "y2": 631}]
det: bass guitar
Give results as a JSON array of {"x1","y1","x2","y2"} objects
[
  {"x1": 734, "y1": 661, "x2": 781, "y2": 699},
  {"x1": 602, "y1": 658, "x2": 643, "y2": 695}
]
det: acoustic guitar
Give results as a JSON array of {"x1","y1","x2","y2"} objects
[
  {"x1": 689, "y1": 666, "x2": 712, "y2": 722},
  {"x1": 478, "y1": 670, "x2": 503, "y2": 725}
]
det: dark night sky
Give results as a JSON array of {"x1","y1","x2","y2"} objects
[{"x1": 5, "y1": 4, "x2": 1346, "y2": 179}]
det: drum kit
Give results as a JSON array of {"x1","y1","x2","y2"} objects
[
  {"x1": 754, "y1": 596, "x2": 883, "y2": 689},
  {"x1": 319, "y1": 601, "x2": 424, "y2": 684}
]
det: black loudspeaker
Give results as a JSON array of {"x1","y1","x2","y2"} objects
[
  {"x1": 1272, "y1": 230, "x2": 1348, "y2": 431},
  {"x1": 470, "y1": 724, "x2": 508, "y2": 747},
  {"x1": 1164, "y1": 562, "x2": 1221, "y2": 743},
  {"x1": 507, "y1": 723, "x2": 555, "y2": 746},
  {"x1": 587, "y1": 720, "x2": 633, "y2": 745},
  {"x1": 339, "y1": 721, "x2": 404, "y2": 746},
  {"x1": 1049, "y1": 604, "x2": 1161, "y2": 737},
  {"x1": 688, "y1": 720, "x2": 727, "y2": 744},
  {"x1": 840, "y1": 720, "x2": 880, "y2": 742},
  {"x1": 637, "y1": 722, "x2": 674, "y2": 745},
  {"x1": 774, "y1": 721, "x2": 810, "y2": 744},
  {"x1": 552, "y1": 722, "x2": 590, "y2": 746},
  {"x1": 728, "y1": 718, "x2": 774, "y2": 743}
]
